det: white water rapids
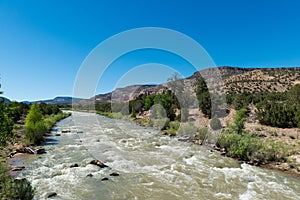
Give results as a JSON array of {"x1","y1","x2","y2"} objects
[{"x1": 18, "y1": 112, "x2": 300, "y2": 199}]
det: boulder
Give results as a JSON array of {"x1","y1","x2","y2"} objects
[
  {"x1": 90, "y1": 160, "x2": 108, "y2": 168},
  {"x1": 281, "y1": 163, "x2": 290, "y2": 171},
  {"x1": 8, "y1": 151, "x2": 17, "y2": 158},
  {"x1": 11, "y1": 166, "x2": 25, "y2": 171},
  {"x1": 47, "y1": 192, "x2": 57, "y2": 198},
  {"x1": 70, "y1": 164, "x2": 79, "y2": 168},
  {"x1": 36, "y1": 148, "x2": 46, "y2": 154},
  {"x1": 101, "y1": 177, "x2": 109, "y2": 181},
  {"x1": 177, "y1": 136, "x2": 191, "y2": 142},
  {"x1": 110, "y1": 172, "x2": 120, "y2": 176},
  {"x1": 86, "y1": 173, "x2": 93, "y2": 177},
  {"x1": 17, "y1": 147, "x2": 35, "y2": 154}
]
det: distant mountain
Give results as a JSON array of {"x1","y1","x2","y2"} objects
[
  {"x1": 0, "y1": 97, "x2": 11, "y2": 103},
  {"x1": 35, "y1": 96, "x2": 85, "y2": 105},
  {"x1": 21, "y1": 101, "x2": 31, "y2": 105}
]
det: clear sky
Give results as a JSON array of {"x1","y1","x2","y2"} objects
[{"x1": 1, "y1": 0, "x2": 300, "y2": 101}]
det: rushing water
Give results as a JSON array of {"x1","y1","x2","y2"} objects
[{"x1": 19, "y1": 112, "x2": 300, "y2": 200}]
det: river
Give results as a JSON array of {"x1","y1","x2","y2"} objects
[{"x1": 18, "y1": 112, "x2": 300, "y2": 199}]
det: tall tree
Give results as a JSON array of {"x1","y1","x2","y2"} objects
[
  {"x1": 196, "y1": 77, "x2": 211, "y2": 118},
  {"x1": 25, "y1": 104, "x2": 46, "y2": 144}
]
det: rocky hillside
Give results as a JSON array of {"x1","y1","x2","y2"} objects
[{"x1": 89, "y1": 66, "x2": 300, "y2": 104}]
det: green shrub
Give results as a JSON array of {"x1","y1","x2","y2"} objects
[
  {"x1": 268, "y1": 130, "x2": 278, "y2": 137},
  {"x1": 25, "y1": 104, "x2": 70, "y2": 145},
  {"x1": 177, "y1": 122, "x2": 197, "y2": 136},
  {"x1": 0, "y1": 163, "x2": 34, "y2": 199},
  {"x1": 197, "y1": 127, "x2": 209, "y2": 140},
  {"x1": 169, "y1": 121, "x2": 180, "y2": 130},
  {"x1": 150, "y1": 118, "x2": 170, "y2": 130},
  {"x1": 217, "y1": 131, "x2": 289, "y2": 164},
  {"x1": 210, "y1": 117, "x2": 222, "y2": 130}
]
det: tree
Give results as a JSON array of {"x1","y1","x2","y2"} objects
[
  {"x1": 196, "y1": 77, "x2": 211, "y2": 118},
  {"x1": 168, "y1": 73, "x2": 195, "y2": 122},
  {"x1": 288, "y1": 84, "x2": 300, "y2": 106},
  {"x1": 0, "y1": 84, "x2": 13, "y2": 146},
  {"x1": 230, "y1": 108, "x2": 247, "y2": 134},
  {"x1": 25, "y1": 104, "x2": 47, "y2": 144}
]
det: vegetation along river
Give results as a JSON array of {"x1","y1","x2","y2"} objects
[{"x1": 18, "y1": 112, "x2": 300, "y2": 199}]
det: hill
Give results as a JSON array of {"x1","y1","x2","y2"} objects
[{"x1": 89, "y1": 66, "x2": 300, "y2": 103}]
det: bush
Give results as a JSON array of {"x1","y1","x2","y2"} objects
[
  {"x1": 25, "y1": 104, "x2": 71, "y2": 145},
  {"x1": 210, "y1": 117, "x2": 222, "y2": 130},
  {"x1": 164, "y1": 120, "x2": 180, "y2": 136},
  {"x1": 197, "y1": 127, "x2": 209, "y2": 140},
  {"x1": 0, "y1": 163, "x2": 34, "y2": 199},
  {"x1": 217, "y1": 131, "x2": 289, "y2": 164},
  {"x1": 177, "y1": 122, "x2": 197, "y2": 136}
]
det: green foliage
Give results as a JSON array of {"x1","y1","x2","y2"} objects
[
  {"x1": 95, "y1": 102, "x2": 111, "y2": 113},
  {"x1": 217, "y1": 131, "x2": 289, "y2": 164},
  {"x1": 177, "y1": 122, "x2": 197, "y2": 136},
  {"x1": 25, "y1": 104, "x2": 46, "y2": 144},
  {"x1": 196, "y1": 77, "x2": 211, "y2": 118},
  {"x1": 196, "y1": 127, "x2": 209, "y2": 140},
  {"x1": 0, "y1": 163, "x2": 34, "y2": 199},
  {"x1": 39, "y1": 102, "x2": 60, "y2": 115},
  {"x1": 256, "y1": 100, "x2": 299, "y2": 128},
  {"x1": 227, "y1": 86, "x2": 300, "y2": 128},
  {"x1": 0, "y1": 91, "x2": 13, "y2": 147},
  {"x1": 25, "y1": 104, "x2": 69, "y2": 145},
  {"x1": 210, "y1": 117, "x2": 222, "y2": 130},
  {"x1": 268, "y1": 130, "x2": 278, "y2": 136},
  {"x1": 131, "y1": 107, "x2": 136, "y2": 118},
  {"x1": 288, "y1": 84, "x2": 300, "y2": 105},
  {"x1": 229, "y1": 108, "x2": 247, "y2": 134},
  {"x1": 164, "y1": 120, "x2": 180, "y2": 136},
  {"x1": 0, "y1": 102, "x2": 13, "y2": 146},
  {"x1": 98, "y1": 112, "x2": 125, "y2": 119},
  {"x1": 142, "y1": 91, "x2": 178, "y2": 121}
]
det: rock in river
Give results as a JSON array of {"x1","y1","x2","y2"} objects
[
  {"x1": 110, "y1": 172, "x2": 120, "y2": 176},
  {"x1": 70, "y1": 163, "x2": 79, "y2": 168},
  {"x1": 90, "y1": 160, "x2": 108, "y2": 168},
  {"x1": 47, "y1": 192, "x2": 57, "y2": 198},
  {"x1": 11, "y1": 166, "x2": 25, "y2": 171},
  {"x1": 36, "y1": 148, "x2": 46, "y2": 154}
]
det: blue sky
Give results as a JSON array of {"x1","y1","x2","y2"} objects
[{"x1": 0, "y1": 0, "x2": 300, "y2": 101}]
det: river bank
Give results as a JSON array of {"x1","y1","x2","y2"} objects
[{"x1": 3, "y1": 112, "x2": 71, "y2": 179}]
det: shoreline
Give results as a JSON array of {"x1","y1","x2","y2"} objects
[{"x1": 4, "y1": 112, "x2": 72, "y2": 178}]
